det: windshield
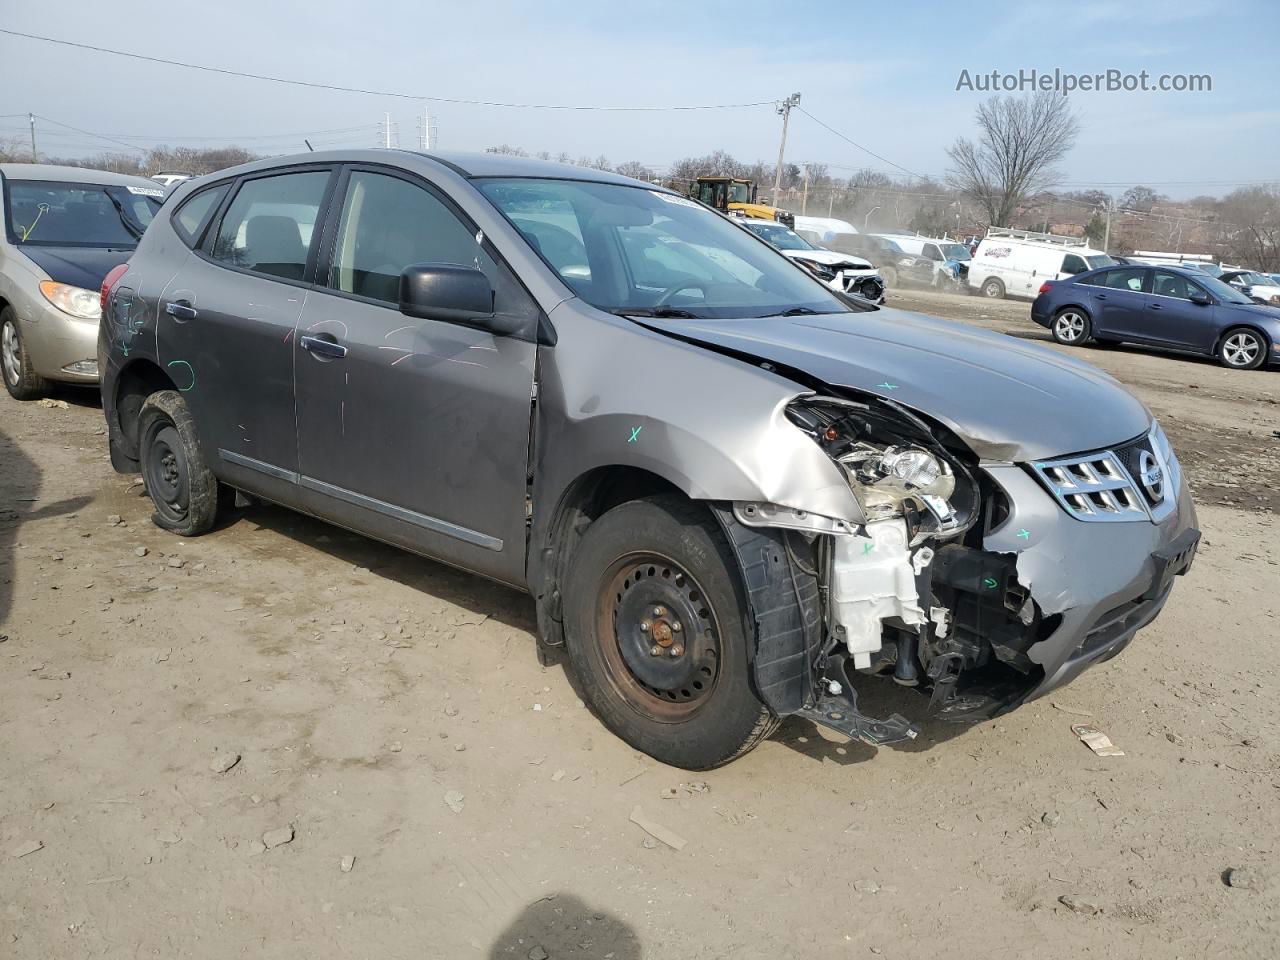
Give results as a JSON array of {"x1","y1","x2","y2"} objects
[
  {"x1": 1238, "y1": 272, "x2": 1272, "y2": 285},
  {"x1": 939, "y1": 243, "x2": 972, "y2": 261},
  {"x1": 745, "y1": 222, "x2": 814, "y2": 251},
  {"x1": 477, "y1": 178, "x2": 849, "y2": 319},
  {"x1": 1086, "y1": 254, "x2": 1116, "y2": 269},
  {"x1": 1198, "y1": 275, "x2": 1253, "y2": 304},
  {"x1": 6, "y1": 180, "x2": 162, "y2": 247},
  {"x1": 727, "y1": 182, "x2": 752, "y2": 204}
]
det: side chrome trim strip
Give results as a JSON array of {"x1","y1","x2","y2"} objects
[
  {"x1": 219, "y1": 449, "x2": 299, "y2": 483},
  {"x1": 217, "y1": 449, "x2": 503, "y2": 552},
  {"x1": 297, "y1": 475, "x2": 503, "y2": 552}
]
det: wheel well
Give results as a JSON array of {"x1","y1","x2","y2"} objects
[
  {"x1": 112, "y1": 359, "x2": 177, "y2": 460},
  {"x1": 531, "y1": 466, "x2": 690, "y2": 650},
  {"x1": 1053, "y1": 303, "x2": 1091, "y2": 319},
  {"x1": 1215, "y1": 324, "x2": 1272, "y2": 353}
]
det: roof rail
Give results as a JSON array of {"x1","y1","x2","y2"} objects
[{"x1": 985, "y1": 226, "x2": 1086, "y2": 247}]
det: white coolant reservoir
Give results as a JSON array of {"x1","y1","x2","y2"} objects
[{"x1": 829, "y1": 518, "x2": 927, "y2": 668}]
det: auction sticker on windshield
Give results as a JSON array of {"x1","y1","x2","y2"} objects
[{"x1": 650, "y1": 191, "x2": 701, "y2": 209}]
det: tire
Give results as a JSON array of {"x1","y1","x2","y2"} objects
[
  {"x1": 880, "y1": 266, "x2": 897, "y2": 288},
  {"x1": 563, "y1": 494, "x2": 778, "y2": 770},
  {"x1": 137, "y1": 390, "x2": 221, "y2": 536},
  {"x1": 981, "y1": 277, "x2": 1006, "y2": 299},
  {"x1": 1217, "y1": 327, "x2": 1267, "y2": 370},
  {"x1": 1051, "y1": 308, "x2": 1091, "y2": 346},
  {"x1": 1, "y1": 307, "x2": 49, "y2": 401}
]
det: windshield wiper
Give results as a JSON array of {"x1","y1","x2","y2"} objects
[
  {"x1": 764, "y1": 306, "x2": 822, "y2": 317},
  {"x1": 613, "y1": 307, "x2": 703, "y2": 319},
  {"x1": 104, "y1": 191, "x2": 145, "y2": 240}
]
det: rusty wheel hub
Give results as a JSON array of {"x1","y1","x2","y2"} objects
[{"x1": 598, "y1": 554, "x2": 721, "y2": 719}]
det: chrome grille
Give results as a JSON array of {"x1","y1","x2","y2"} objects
[{"x1": 1032, "y1": 425, "x2": 1179, "y2": 523}]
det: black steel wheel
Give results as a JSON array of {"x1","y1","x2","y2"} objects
[
  {"x1": 563, "y1": 495, "x2": 778, "y2": 769},
  {"x1": 137, "y1": 390, "x2": 221, "y2": 535}
]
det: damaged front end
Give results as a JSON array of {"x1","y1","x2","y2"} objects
[{"x1": 720, "y1": 394, "x2": 1103, "y2": 748}]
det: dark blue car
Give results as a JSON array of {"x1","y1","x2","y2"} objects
[{"x1": 1031, "y1": 263, "x2": 1280, "y2": 370}]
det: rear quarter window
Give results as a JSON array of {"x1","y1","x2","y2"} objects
[{"x1": 172, "y1": 184, "x2": 229, "y2": 247}]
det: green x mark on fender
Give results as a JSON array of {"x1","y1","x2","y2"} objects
[
  {"x1": 876, "y1": 382, "x2": 899, "y2": 390},
  {"x1": 862, "y1": 542, "x2": 875, "y2": 555},
  {"x1": 1017, "y1": 528, "x2": 1031, "y2": 540},
  {"x1": 628, "y1": 426, "x2": 642, "y2": 443}
]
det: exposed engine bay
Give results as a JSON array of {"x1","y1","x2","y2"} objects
[{"x1": 733, "y1": 395, "x2": 1056, "y2": 745}]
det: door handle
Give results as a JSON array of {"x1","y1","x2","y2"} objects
[
  {"x1": 1149, "y1": 303, "x2": 1163, "y2": 310},
  {"x1": 300, "y1": 334, "x2": 348, "y2": 359},
  {"x1": 165, "y1": 300, "x2": 198, "y2": 321},
  {"x1": 1094, "y1": 293, "x2": 1108, "y2": 300}
]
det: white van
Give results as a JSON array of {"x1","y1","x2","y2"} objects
[
  {"x1": 793, "y1": 216, "x2": 858, "y2": 244},
  {"x1": 968, "y1": 227, "x2": 1114, "y2": 300}
]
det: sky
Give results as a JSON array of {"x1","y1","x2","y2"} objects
[{"x1": 1, "y1": 0, "x2": 1275, "y2": 199}]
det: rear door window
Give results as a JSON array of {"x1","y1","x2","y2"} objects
[
  {"x1": 210, "y1": 171, "x2": 331, "y2": 281},
  {"x1": 1098, "y1": 267, "x2": 1148, "y2": 293}
]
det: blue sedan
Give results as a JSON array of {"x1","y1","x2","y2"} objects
[{"x1": 1031, "y1": 264, "x2": 1280, "y2": 370}]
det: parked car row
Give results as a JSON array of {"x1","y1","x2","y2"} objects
[
  {"x1": 2, "y1": 151, "x2": 1202, "y2": 771},
  {"x1": 1, "y1": 163, "x2": 165, "y2": 399}
]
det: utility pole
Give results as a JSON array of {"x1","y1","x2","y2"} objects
[
  {"x1": 1102, "y1": 196, "x2": 1113, "y2": 253},
  {"x1": 771, "y1": 92, "x2": 801, "y2": 209},
  {"x1": 28, "y1": 113, "x2": 37, "y2": 162},
  {"x1": 801, "y1": 164, "x2": 810, "y2": 216},
  {"x1": 416, "y1": 106, "x2": 432, "y2": 151},
  {"x1": 383, "y1": 112, "x2": 392, "y2": 149}
]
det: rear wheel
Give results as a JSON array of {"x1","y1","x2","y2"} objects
[
  {"x1": 563, "y1": 495, "x2": 777, "y2": 770},
  {"x1": 1051, "y1": 308, "x2": 1091, "y2": 346},
  {"x1": 1217, "y1": 327, "x2": 1266, "y2": 370},
  {"x1": 1, "y1": 308, "x2": 49, "y2": 401},
  {"x1": 981, "y1": 277, "x2": 1006, "y2": 299},
  {"x1": 138, "y1": 390, "x2": 222, "y2": 536}
]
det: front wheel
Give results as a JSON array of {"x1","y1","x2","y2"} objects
[
  {"x1": 1051, "y1": 308, "x2": 1091, "y2": 346},
  {"x1": 563, "y1": 495, "x2": 777, "y2": 770},
  {"x1": 138, "y1": 390, "x2": 222, "y2": 536},
  {"x1": 2, "y1": 308, "x2": 49, "y2": 401},
  {"x1": 1217, "y1": 328, "x2": 1266, "y2": 370}
]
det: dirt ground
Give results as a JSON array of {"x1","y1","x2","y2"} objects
[{"x1": 2, "y1": 289, "x2": 1278, "y2": 959}]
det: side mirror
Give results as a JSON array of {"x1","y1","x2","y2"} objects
[
  {"x1": 399, "y1": 263, "x2": 495, "y2": 325},
  {"x1": 1189, "y1": 290, "x2": 1211, "y2": 306}
]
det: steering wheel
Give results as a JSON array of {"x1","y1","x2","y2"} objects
[{"x1": 653, "y1": 282, "x2": 708, "y2": 308}]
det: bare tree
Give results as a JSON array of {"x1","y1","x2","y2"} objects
[
  {"x1": 614, "y1": 160, "x2": 654, "y2": 182},
  {"x1": 947, "y1": 91, "x2": 1079, "y2": 227}
]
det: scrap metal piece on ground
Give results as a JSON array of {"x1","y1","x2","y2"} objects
[
  {"x1": 1072, "y1": 724, "x2": 1124, "y2": 757},
  {"x1": 629, "y1": 806, "x2": 686, "y2": 850}
]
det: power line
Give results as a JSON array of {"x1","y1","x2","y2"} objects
[
  {"x1": 0, "y1": 29, "x2": 776, "y2": 111},
  {"x1": 32, "y1": 114, "x2": 147, "y2": 153},
  {"x1": 795, "y1": 106, "x2": 927, "y2": 181}
]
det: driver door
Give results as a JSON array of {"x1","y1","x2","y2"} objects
[{"x1": 293, "y1": 167, "x2": 540, "y2": 585}]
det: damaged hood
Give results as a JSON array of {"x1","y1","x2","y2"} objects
[
  {"x1": 782, "y1": 249, "x2": 874, "y2": 271},
  {"x1": 637, "y1": 309, "x2": 1152, "y2": 462}
]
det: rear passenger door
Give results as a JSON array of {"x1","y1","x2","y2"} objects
[
  {"x1": 158, "y1": 166, "x2": 337, "y2": 500},
  {"x1": 292, "y1": 167, "x2": 540, "y2": 586},
  {"x1": 1085, "y1": 267, "x2": 1150, "y2": 339}
]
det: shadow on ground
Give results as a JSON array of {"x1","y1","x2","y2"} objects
[{"x1": 488, "y1": 894, "x2": 641, "y2": 959}]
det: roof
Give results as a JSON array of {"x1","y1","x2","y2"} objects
[{"x1": 0, "y1": 163, "x2": 162, "y2": 188}]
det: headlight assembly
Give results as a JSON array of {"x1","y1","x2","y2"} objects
[
  {"x1": 787, "y1": 397, "x2": 978, "y2": 544},
  {"x1": 796, "y1": 259, "x2": 837, "y2": 281},
  {"x1": 39, "y1": 281, "x2": 102, "y2": 321}
]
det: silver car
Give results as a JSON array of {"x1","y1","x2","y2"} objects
[
  {"x1": 99, "y1": 151, "x2": 1199, "y2": 770},
  {"x1": 1, "y1": 164, "x2": 164, "y2": 399}
]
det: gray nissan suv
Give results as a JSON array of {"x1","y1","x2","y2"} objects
[{"x1": 99, "y1": 151, "x2": 1199, "y2": 770}]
